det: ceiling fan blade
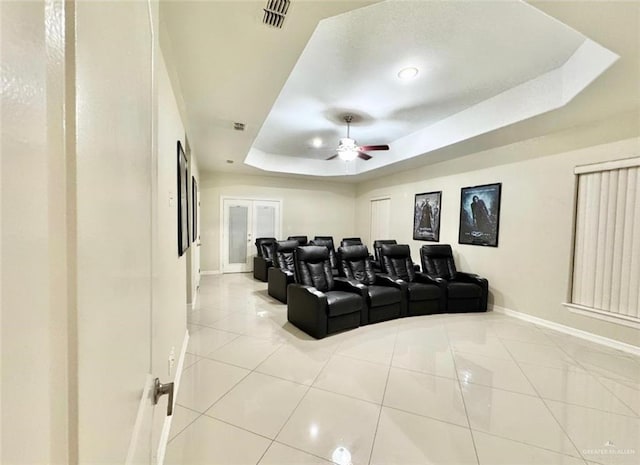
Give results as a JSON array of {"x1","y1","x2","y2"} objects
[
  {"x1": 326, "y1": 154, "x2": 338, "y2": 160},
  {"x1": 357, "y1": 151, "x2": 372, "y2": 161},
  {"x1": 359, "y1": 144, "x2": 389, "y2": 151}
]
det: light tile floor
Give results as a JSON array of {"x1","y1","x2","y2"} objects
[{"x1": 165, "y1": 273, "x2": 640, "y2": 465}]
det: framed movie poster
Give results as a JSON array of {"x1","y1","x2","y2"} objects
[
  {"x1": 458, "y1": 183, "x2": 501, "y2": 247},
  {"x1": 413, "y1": 191, "x2": 442, "y2": 242},
  {"x1": 177, "y1": 141, "x2": 190, "y2": 256},
  {"x1": 192, "y1": 176, "x2": 198, "y2": 243}
]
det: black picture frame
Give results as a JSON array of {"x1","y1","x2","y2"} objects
[
  {"x1": 192, "y1": 176, "x2": 198, "y2": 243},
  {"x1": 458, "y1": 182, "x2": 502, "y2": 247},
  {"x1": 177, "y1": 141, "x2": 190, "y2": 256},
  {"x1": 413, "y1": 191, "x2": 442, "y2": 241}
]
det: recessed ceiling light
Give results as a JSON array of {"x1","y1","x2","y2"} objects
[
  {"x1": 226, "y1": 159, "x2": 234, "y2": 164},
  {"x1": 311, "y1": 137, "x2": 323, "y2": 148},
  {"x1": 397, "y1": 67, "x2": 419, "y2": 80}
]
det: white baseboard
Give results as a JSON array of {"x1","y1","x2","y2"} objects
[
  {"x1": 156, "y1": 330, "x2": 190, "y2": 465},
  {"x1": 201, "y1": 270, "x2": 221, "y2": 276},
  {"x1": 492, "y1": 305, "x2": 640, "y2": 357}
]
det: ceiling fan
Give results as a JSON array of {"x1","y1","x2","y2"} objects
[{"x1": 326, "y1": 115, "x2": 389, "y2": 161}]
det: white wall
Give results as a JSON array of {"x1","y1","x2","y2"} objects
[
  {"x1": 200, "y1": 173, "x2": 357, "y2": 272},
  {"x1": 1, "y1": 1, "x2": 71, "y2": 463},
  {"x1": 187, "y1": 151, "x2": 200, "y2": 304},
  {"x1": 154, "y1": 49, "x2": 189, "y2": 386},
  {"x1": 355, "y1": 117, "x2": 640, "y2": 347}
]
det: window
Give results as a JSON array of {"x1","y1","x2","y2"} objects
[{"x1": 567, "y1": 156, "x2": 640, "y2": 327}]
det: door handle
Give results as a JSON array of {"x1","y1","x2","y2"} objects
[{"x1": 153, "y1": 378, "x2": 174, "y2": 416}]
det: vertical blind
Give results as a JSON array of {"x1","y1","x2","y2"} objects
[{"x1": 572, "y1": 159, "x2": 640, "y2": 320}]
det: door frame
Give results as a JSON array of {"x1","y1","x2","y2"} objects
[
  {"x1": 369, "y1": 195, "x2": 391, "y2": 247},
  {"x1": 219, "y1": 196, "x2": 283, "y2": 273}
]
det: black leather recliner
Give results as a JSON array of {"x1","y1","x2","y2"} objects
[
  {"x1": 339, "y1": 245, "x2": 406, "y2": 324},
  {"x1": 253, "y1": 237, "x2": 277, "y2": 282},
  {"x1": 310, "y1": 236, "x2": 339, "y2": 276},
  {"x1": 267, "y1": 240, "x2": 298, "y2": 303},
  {"x1": 420, "y1": 244, "x2": 488, "y2": 312},
  {"x1": 288, "y1": 246, "x2": 365, "y2": 339},
  {"x1": 287, "y1": 236, "x2": 308, "y2": 246},
  {"x1": 380, "y1": 244, "x2": 443, "y2": 316},
  {"x1": 372, "y1": 239, "x2": 397, "y2": 272},
  {"x1": 340, "y1": 237, "x2": 363, "y2": 247}
]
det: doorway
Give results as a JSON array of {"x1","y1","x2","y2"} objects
[
  {"x1": 370, "y1": 197, "x2": 391, "y2": 245},
  {"x1": 222, "y1": 198, "x2": 281, "y2": 273}
]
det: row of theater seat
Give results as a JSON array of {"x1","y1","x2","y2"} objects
[
  {"x1": 253, "y1": 236, "x2": 398, "y2": 283},
  {"x1": 253, "y1": 236, "x2": 488, "y2": 339}
]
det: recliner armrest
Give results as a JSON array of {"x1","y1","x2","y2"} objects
[
  {"x1": 287, "y1": 284, "x2": 329, "y2": 339},
  {"x1": 333, "y1": 277, "x2": 367, "y2": 296},
  {"x1": 333, "y1": 277, "x2": 368, "y2": 325},
  {"x1": 455, "y1": 272, "x2": 489, "y2": 311},
  {"x1": 375, "y1": 274, "x2": 408, "y2": 291},
  {"x1": 455, "y1": 272, "x2": 485, "y2": 283},
  {"x1": 414, "y1": 272, "x2": 442, "y2": 286}
]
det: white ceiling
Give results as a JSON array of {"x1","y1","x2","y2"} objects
[
  {"x1": 253, "y1": 1, "x2": 585, "y2": 158},
  {"x1": 160, "y1": 0, "x2": 640, "y2": 180}
]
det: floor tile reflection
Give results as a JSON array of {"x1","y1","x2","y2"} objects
[{"x1": 165, "y1": 273, "x2": 640, "y2": 465}]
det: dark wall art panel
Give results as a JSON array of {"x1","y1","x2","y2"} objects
[
  {"x1": 177, "y1": 140, "x2": 190, "y2": 256},
  {"x1": 459, "y1": 183, "x2": 502, "y2": 247},
  {"x1": 413, "y1": 191, "x2": 442, "y2": 242},
  {"x1": 192, "y1": 176, "x2": 198, "y2": 243}
]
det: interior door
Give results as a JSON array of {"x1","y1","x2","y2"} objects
[
  {"x1": 75, "y1": 1, "x2": 163, "y2": 464},
  {"x1": 222, "y1": 199, "x2": 280, "y2": 273},
  {"x1": 223, "y1": 199, "x2": 253, "y2": 272},
  {"x1": 370, "y1": 197, "x2": 391, "y2": 245}
]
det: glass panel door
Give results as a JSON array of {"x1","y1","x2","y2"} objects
[
  {"x1": 222, "y1": 198, "x2": 281, "y2": 273},
  {"x1": 223, "y1": 199, "x2": 252, "y2": 272},
  {"x1": 229, "y1": 205, "x2": 249, "y2": 264}
]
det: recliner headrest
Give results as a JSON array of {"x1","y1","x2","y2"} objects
[
  {"x1": 255, "y1": 237, "x2": 277, "y2": 258},
  {"x1": 311, "y1": 237, "x2": 335, "y2": 250},
  {"x1": 421, "y1": 244, "x2": 453, "y2": 258},
  {"x1": 295, "y1": 245, "x2": 328, "y2": 262},
  {"x1": 373, "y1": 239, "x2": 397, "y2": 247},
  {"x1": 339, "y1": 245, "x2": 369, "y2": 261},
  {"x1": 341, "y1": 237, "x2": 363, "y2": 247},
  {"x1": 276, "y1": 240, "x2": 299, "y2": 253},
  {"x1": 381, "y1": 244, "x2": 410, "y2": 258},
  {"x1": 288, "y1": 235, "x2": 308, "y2": 246}
]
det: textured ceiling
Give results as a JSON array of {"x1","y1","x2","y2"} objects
[
  {"x1": 253, "y1": 1, "x2": 585, "y2": 159},
  {"x1": 160, "y1": 0, "x2": 640, "y2": 180}
]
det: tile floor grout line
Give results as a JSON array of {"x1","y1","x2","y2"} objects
[
  {"x1": 171, "y1": 274, "x2": 639, "y2": 464},
  {"x1": 444, "y1": 322, "x2": 481, "y2": 465},
  {"x1": 590, "y1": 375, "x2": 640, "y2": 418},
  {"x1": 271, "y1": 440, "x2": 338, "y2": 464},
  {"x1": 549, "y1": 336, "x2": 640, "y2": 419},
  {"x1": 366, "y1": 325, "x2": 399, "y2": 465},
  {"x1": 502, "y1": 341, "x2": 590, "y2": 464},
  {"x1": 381, "y1": 404, "x2": 472, "y2": 430},
  {"x1": 467, "y1": 428, "x2": 591, "y2": 461},
  {"x1": 257, "y1": 343, "x2": 338, "y2": 464}
]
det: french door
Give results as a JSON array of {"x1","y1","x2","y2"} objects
[{"x1": 222, "y1": 198, "x2": 281, "y2": 272}]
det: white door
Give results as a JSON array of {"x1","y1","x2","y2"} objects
[
  {"x1": 222, "y1": 198, "x2": 280, "y2": 273},
  {"x1": 76, "y1": 1, "x2": 175, "y2": 464},
  {"x1": 370, "y1": 197, "x2": 391, "y2": 245}
]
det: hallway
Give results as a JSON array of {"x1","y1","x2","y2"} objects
[{"x1": 166, "y1": 274, "x2": 640, "y2": 465}]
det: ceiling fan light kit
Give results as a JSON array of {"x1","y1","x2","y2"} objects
[{"x1": 327, "y1": 115, "x2": 390, "y2": 162}]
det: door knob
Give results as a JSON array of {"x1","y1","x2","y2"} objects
[{"x1": 153, "y1": 378, "x2": 174, "y2": 416}]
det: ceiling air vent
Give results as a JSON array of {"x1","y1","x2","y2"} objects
[
  {"x1": 233, "y1": 122, "x2": 245, "y2": 131},
  {"x1": 262, "y1": 0, "x2": 290, "y2": 29}
]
